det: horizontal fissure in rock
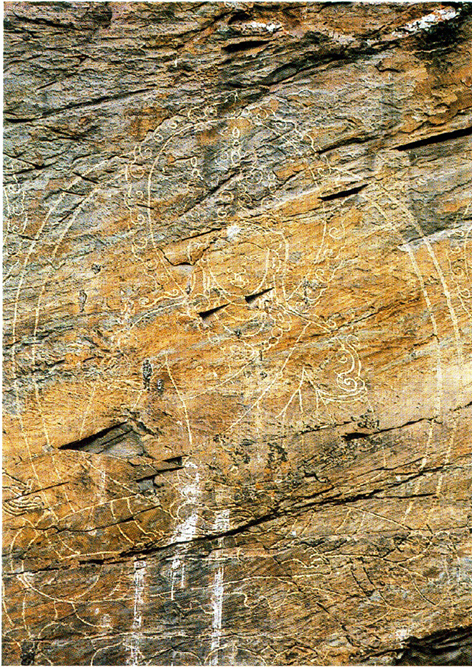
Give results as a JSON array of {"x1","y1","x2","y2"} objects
[
  {"x1": 395, "y1": 624, "x2": 472, "y2": 665},
  {"x1": 198, "y1": 303, "x2": 229, "y2": 320},
  {"x1": 244, "y1": 287, "x2": 274, "y2": 304},
  {"x1": 320, "y1": 183, "x2": 367, "y2": 201},
  {"x1": 342, "y1": 431, "x2": 371, "y2": 442},
  {"x1": 57, "y1": 423, "x2": 146, "y2": 459},
  {"x1": 394, "y1": 125, "x2": 472, "y2": 151},
  {"x1": 222, "y1": 39, "x2": 270, "y2": 54}
]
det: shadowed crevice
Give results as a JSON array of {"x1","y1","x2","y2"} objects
[
  {"x1": 223, "y1": 40, "x2": 269, "y2": 54},
  {"x1": 394, "y1": 125, "x2": 472, "y2": 151},
  {"x1": 245, "y1": 287, "x2": 274, "y2": 304},
  {"x1": 342, "y1": 431, "x2": 371, "y2": 442},
  {"x1": 198, "y1": 303, "x2": 229, "y2": 321},
  {"x1": 320, "y1": 183, "x2": 367, "y2": 201},
  {"x1": 395, "y1": 624, "x2": 472, "y2": 665},
  {"x1": 57, "y1": 423, "x2": 146, "y2": 459}
]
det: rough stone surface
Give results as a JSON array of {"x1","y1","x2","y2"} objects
[{"x1": 3, "y1": 2, "x2": 472, "y2": 665}]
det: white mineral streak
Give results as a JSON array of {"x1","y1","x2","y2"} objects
[
  {"x1": 99, "y1": 470, "x2": 106, "y2": 504},
  {"x1": 210, "y1": 567, "x2": 225, "y2": 665},
  {"x1": 393, "y1": 8, "x2": 458, "y2": 37},
  {"x1": 325, "y1": 29, "x2": 356, "y2": 47},
  {"x1": 249, "y1": 21, "x2": 281, "y2": 33},
  {"x1": 210, "y1": 510, "x2": 230, "y2": 665},
  {"x1": 226, "y1": 224, "x2": 241, "y2": 241},
  {"x1": 238, "y1": 20, "x2": 282, "y2": 34},
  {"x1": 170, "y1": 464, "x2": 201, "y2": 601},
  {"x1": 129, "y1": 560, "x2": 146, "y2": 666}
]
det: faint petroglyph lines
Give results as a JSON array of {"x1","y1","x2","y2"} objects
[
  {"x1": 29, "y1": 181, "x2": 112, "y2": 518},
  {"x1": 226, "y1": 322, "x2": 311, "y2": 433},
  {"x1": 7, "y1": 158, "x2": 115, "y2": 532},
  {"x1": 5, "y1": 49, "x2": 470, "y2": 664},
  {"x1": 402, "y1": 423, "x2": 435, "y2": 527},
  {"x1": 362, "y1": 180, "x2": 444, "y2": 418},
  {"x1": 165, "y1": 353, "x2": 193, "y2": 448},
  {"x1": 383, "y1": 187, "x2": 465, "y2": 378},
  {"x1": 2, "y1": 474, "x2": 43, "y2": 516},
  {"x1": 9, "y1": 185, "x2": 71, "y2": 511},
  {"x1": 3, "y1": 172, "x2": 28, "y2": 234},
  {"x1": 445, "y1": 202, "x2": 472, "y2": 321}
]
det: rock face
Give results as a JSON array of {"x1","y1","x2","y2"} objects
[{"x1": 3, "y1": 2, "x2": 472, "y2": 665}]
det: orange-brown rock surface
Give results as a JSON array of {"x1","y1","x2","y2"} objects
[{"x1": 3, "y1": 2, "x2": 472, "y2": 665}]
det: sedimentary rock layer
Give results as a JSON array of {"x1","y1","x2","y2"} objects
[{"x1": 3, "y1": 2, "x2": 472, "y2": 665}]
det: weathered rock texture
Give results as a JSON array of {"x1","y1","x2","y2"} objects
[{"x1": 3, "y1": 1, "x2": 472, "y2": 665}]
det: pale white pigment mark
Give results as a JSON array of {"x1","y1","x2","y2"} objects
[
  {"x1": 237, "y1": 20, "x2": 282, "y2": 34},
  {"x1": 396, "y1": 628, "x2": 411, "y2": 641},
  {"x1": 171, "y1": 509, "x2": 199, "y2": 544},
  {"x1": 226, "y1": 224, "x2": 241, "y2": 242},
  {"x1": 210, "y1": 510, "x2": 230, "y2": 665},
  {"x1": 226, "y1": 639, "x2": 238, "y2": 666},
  {"x1": 129, "y1": 560, "x2": 146, "y2": 666},
  {"x1": 170, "y1": 464, "x2": 201, "y2": 601},
  {"x1": 323, "y1": 28, "x2": 357, "y2": 47},
  {"x1": 392, "y1": 8, "x2": 458, "y2": 37},
  {"x1": 101, "y1": 613, "x2": 112, "y2": 630},
  {"x1": 99, "y1": 470, "x2": 106, "y2": 504},
  {"x1": 214, "y1": 509, "x2": 230, "y2": 534},
  {"x1": 171, "y1": 464, "x2": 200, "y2": 544},
  {"x1": 210, "y1": 567, "x2": 225, "y2": 665},
  {"x1": 249, "y1": 21, "x2": 281, "y2": 34},
  {"x1": 170, "y1": 554, "x2": 183, "y2": 602}
]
